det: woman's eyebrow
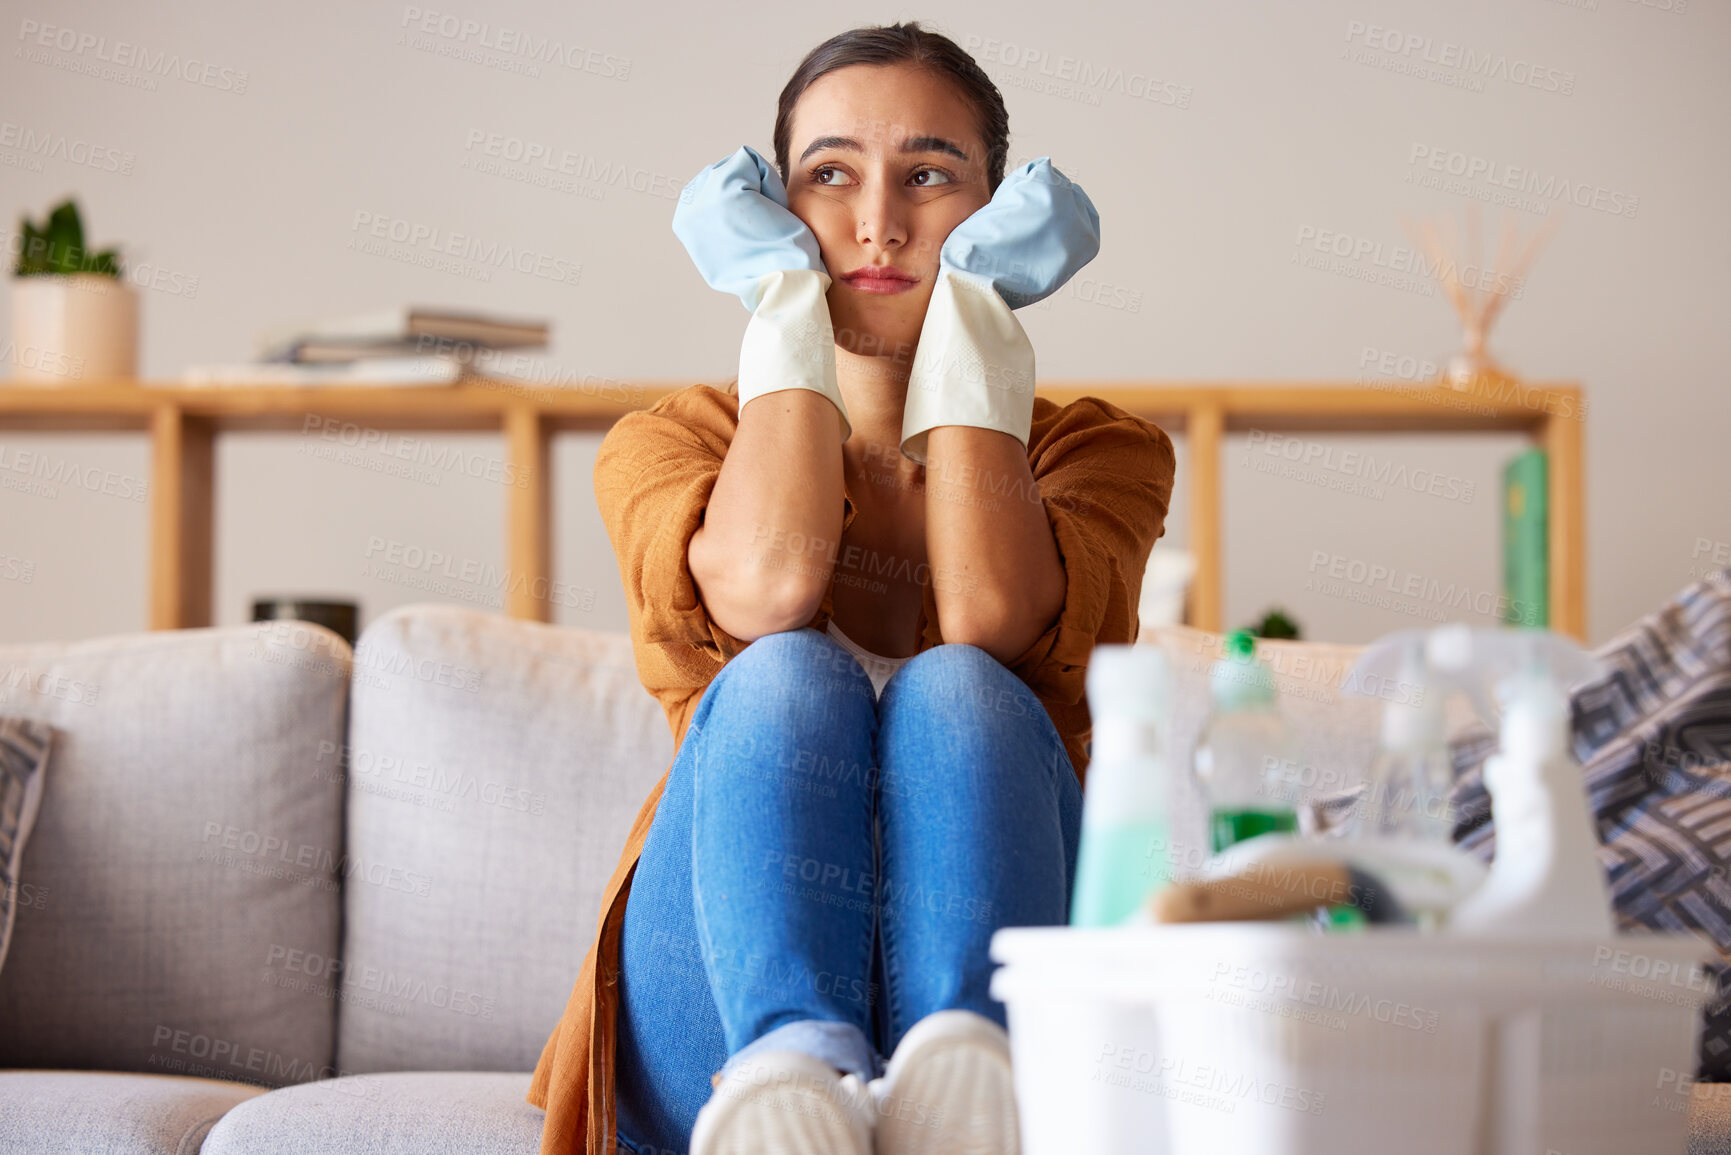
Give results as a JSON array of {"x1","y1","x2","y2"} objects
[{"x1": 798, "y1": 134, "x2": 970, "y2": 163}]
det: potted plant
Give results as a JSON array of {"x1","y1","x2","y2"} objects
[{"x1": 10, "y1": 198, "x2": 137, "y2": 384}]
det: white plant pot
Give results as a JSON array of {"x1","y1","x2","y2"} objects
[{"x1": 9, "y1": 274, "x2": 138, "y2": 384}]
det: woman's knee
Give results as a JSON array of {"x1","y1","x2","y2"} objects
[
  {"x1": 882, "y1": 642, "x2": 1027, "y2": 716},
  {"x1": 723, "y1": 627, "x2": 870, "y2": 689},
  {"x1": 880, "y1": 643, "x2": 1061, "y2": 766},
  {"x1": 691, "y1": 628, "x2": 875, "y2": 751}
]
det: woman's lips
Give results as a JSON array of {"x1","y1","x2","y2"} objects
[{"x1": 841, "y1": 267, "x2": 919, "y2": 295}]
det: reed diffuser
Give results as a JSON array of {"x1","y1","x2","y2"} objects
[{"x1": 1402, "y1": 205, "x2": 1558, "y2": 392}]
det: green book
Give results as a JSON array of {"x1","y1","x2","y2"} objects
[{"x1": 1502, "y1": 449, "x2": 1548, "y2": 627}]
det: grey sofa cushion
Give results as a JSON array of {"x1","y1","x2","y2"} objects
[
  {"x1": 335, "y1": 604, "x2": 671, "y2": 1074},
  {"x1": 201, "y1": 1071, "x2": 542, "y2": 1155},
  {"x1": 0, "y1": 622, "x2": 348, "y2": 1085},
  {"x1": 0, "y1": 716, "x2": 52, "y2": 975},
  {"x1": 0, "y1": 1068, "x2": 266, "y2": 1154}
]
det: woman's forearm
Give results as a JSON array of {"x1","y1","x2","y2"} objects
[
  {"x1": 689, "y1": 390, "x2": 847, "y2": 640},
  {"x1": 922, "y1": 423, "x2": 1067, "y2": 663}
]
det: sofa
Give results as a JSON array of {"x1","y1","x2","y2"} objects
[{"x1": 2, "y1": 603, "x2": 1728, "y2": 1154}]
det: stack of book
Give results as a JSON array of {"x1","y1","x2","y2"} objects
[{"x1": 180, "y1": 307, "x2": 550, "y2": 386}]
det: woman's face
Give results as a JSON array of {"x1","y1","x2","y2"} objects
[{"x1": 784, "y1": 62, "x2": 991, "y2": 366}]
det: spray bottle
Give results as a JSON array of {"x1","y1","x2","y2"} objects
[
  {"x1": 1331, "y1": 623, "x2": 1487, "y2": 928},
  {"x1": 1193, "y1": 630, "x2": 1299, "y2": 853},
  {"x1": 1071, "y1": 643, "x2": 1174, "y2": 927},
  {"x1": 1439, "y1": 627, "x2": 1613, "y2": 936},
  {"x1": 1339, "y1": 625, "x2": 1469, "y2": 843}
]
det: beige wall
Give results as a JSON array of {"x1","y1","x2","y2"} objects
[{"x1": 3, "y1": 0, "x2": 1726, "y2": 647}]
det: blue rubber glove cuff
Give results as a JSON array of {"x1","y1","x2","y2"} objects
[
  {"x1": 672, "y1": 145, "x2": 827, "y2": 312},
  {"x1": 939, "y1": 157, "x2": 1101, "y2": 309},
  {"x1": 900, "y1": 158, "x2": 1099, "y2": 461}
]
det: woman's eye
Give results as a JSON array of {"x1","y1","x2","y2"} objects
[
  {"x1": 813, "y1": 165, "x2": 853, "y2": 186},
  {"x1": 910, "y1": 168, "x2": 952, "y2": 187}
]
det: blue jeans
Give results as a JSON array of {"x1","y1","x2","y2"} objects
[{"x1": 613, "y1": 627, "x2": 1083, "y2": 1155}]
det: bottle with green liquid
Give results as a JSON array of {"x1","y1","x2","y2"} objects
[
  {"x1": 1193, "y1": 630, "x2": 1299, "y2": 854},
  {"x1": 1070, "y1": 643, "x2": 1174, "y2": 927}
]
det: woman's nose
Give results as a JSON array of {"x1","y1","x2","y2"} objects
[{"x1": 853, "y1": 179, "x2": 908, "y2": 251}]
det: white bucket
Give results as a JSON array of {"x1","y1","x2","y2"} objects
[{"x1": 990, "y1": 924, "x2": 1715, "y2": 1155}]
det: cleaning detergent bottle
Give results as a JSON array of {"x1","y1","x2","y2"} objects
[
  {"x1": 1329, "y1": 623, "x2": 1492, "y2": 929},
  {"x1": 1193, "y1": 630, "x2": 1299, "y2": 853},
  {"x1": 1340, "y1": 626, "x2": 1465, "y2": 842},
  {"x1": 1071, "y1": 643, "x2": 1174, "y2": 927},
  {"x1": 1442, "y1": 628, "x2": 1614, "y2": 936}
]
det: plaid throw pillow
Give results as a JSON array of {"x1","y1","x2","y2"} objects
[
  {"x1": 1450, "y1": 565, "x2": 1731, "y2": 1078},
  {"x1": 0, "y1": 716, "x2": 54, "y2": 977}
]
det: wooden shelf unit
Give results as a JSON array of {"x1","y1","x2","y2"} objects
[{"x1": 0, "y1": 378, "x2": 1587, "y2": 639}]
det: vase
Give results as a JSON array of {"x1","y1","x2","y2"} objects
[
  {"x1": 8, "y1": 273, "x2": 138, "y2": 384},
  {"x1": 1440, "y1": 326, "x2": 1518, "y2": 395}
]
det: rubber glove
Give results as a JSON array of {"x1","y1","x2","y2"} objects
[
  {"x1": 672, "y1": 145, "x2": 850, "y2": 440},
  {"x1": 900, "y1": 157, "x2": 1100, "y2": 464}
]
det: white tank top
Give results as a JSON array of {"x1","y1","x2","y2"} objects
[{"x1": 825, "y1": 619, "x2": 913, "y2": 699}]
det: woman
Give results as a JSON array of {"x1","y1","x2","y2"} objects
[{"x1": 526, "y1": 21, "x2": 1175, "y2": 1155}]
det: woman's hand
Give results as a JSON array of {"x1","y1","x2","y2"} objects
[
  {"x1": 672, "y1": 145, "x2": 850, "y2": 439},
  {"x1": 899, "y1": 159, "x2": 1100, "y2": 463},
  {"x1": 672, "y1": 145, "x2": 828, "y2": 310},
  {"x1": 936, "y1": 157, "x2": 1101, "y2": 308}
]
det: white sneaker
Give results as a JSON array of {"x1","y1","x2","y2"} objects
[
  {"x1": 869, "y1": 1009, "x2": 1020, "y2": 1155},
  {"x1": 690, "y1": 1048, "x2": 876, "y2": 1155}
]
